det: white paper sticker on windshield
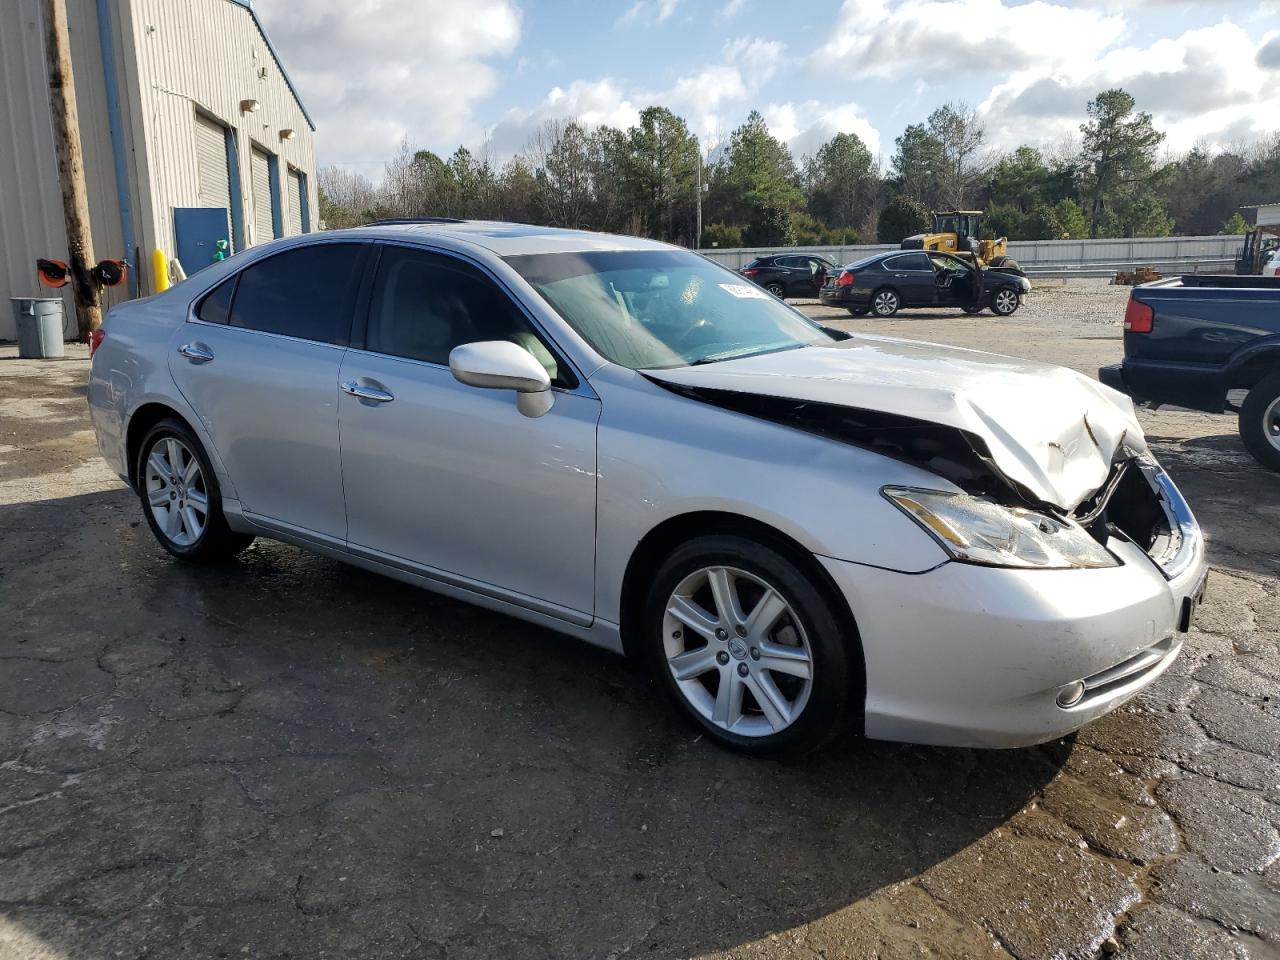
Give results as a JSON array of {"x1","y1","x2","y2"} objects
[{"x1": 719, "y1": 283, "x2": 771, "y2": 300}]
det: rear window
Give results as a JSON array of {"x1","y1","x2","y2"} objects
[{"x1": 844, "y1": 254, "x2": 884, "y2": 270}]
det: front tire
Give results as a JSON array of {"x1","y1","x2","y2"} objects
[
  {"x1": 643, "y1": 535, "x2": 853, "y2": 756},
  {"x1": 990, "y1": 288, "x2": 1021, "y2": 316},
  {"x1": 870, "y1": 288, "x2": 900, "y2": 317},
  {"x1": 1239, "y1": 373, "x2": 1280, "y2": 471},
  {"x1": 137, "y1": 419, "x2": 254, "y2": 562}
]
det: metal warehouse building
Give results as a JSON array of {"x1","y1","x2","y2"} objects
[{"x1": 1, "y1": 0, "x2": 317, "y2": 339}]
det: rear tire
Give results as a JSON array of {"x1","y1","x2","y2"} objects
[
  {"x1": 137, "y1": 419, "x2": 254, "y2": 562},
  {"x1": 643, "y1": 535, "x2": 853, "y2": 756},
  {"x1": 765, "y1": 282, "x2": 786, "y2": 299},
  {"x1": 870, "y1": 288, "x2": 900, "y2": 317},
  {"x1": 847, "y1": 306, "x2": 869, "y2": 317},
  {"x1": 1239, "y1": 373, "x2": 1280, "y2": 471},
  {"x1": 962, "y1": 305, "x2": 985, "y2": 315}
]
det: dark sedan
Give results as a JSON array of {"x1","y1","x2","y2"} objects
[
  {"x1": 740, "y1": 254, "x2": 837, "y2": 299},
  {"x1": 819, "y1": 250, "x2": 1031, "y2": 317}
]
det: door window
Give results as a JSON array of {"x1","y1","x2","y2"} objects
[
  {"x1": 365, "y1": 245, "x2": 564, "y2": 383},
  {"x1": 228, "y1": 242, "x2": 365, "y2": 344},
  {"x1": 886, "y1": 253, "x2": 932, "y2": 271}
]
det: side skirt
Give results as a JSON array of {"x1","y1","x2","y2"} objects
[{"x1": 222, "y1": 499, "x2": 625, "y2": 655}]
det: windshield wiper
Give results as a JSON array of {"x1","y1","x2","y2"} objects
[{"x1": 689, "y1": 343, "x2": 806, "y2": 366}]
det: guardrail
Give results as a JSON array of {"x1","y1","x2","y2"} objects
[{"x1": 698, "y1": 234, "x2": 1246, "y2": 274}]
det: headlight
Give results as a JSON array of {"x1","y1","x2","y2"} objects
[{"x1": 882, "y1": 486, "x2": 1117, "y2": 569}]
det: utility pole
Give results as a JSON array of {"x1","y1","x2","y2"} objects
[
  {"x1": 695, "y1": 138, "x2": 702, "y2": 250},
  {"x1": 43, "y1": 0, "x2": 100, "y2": 339}
]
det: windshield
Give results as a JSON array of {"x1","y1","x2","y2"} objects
[{"x1": 505, "y1": 250, "x2": 834, "y2": 369}]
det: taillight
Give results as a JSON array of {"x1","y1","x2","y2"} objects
[
  {"x1": 89, "y1": 327, "x2": 105, "y2": 355},
  {"x1": 836, "y1": 271, "x2": 854, "y2": 287},
  {"x1": 1123, "y1": 298, "x2": 1153, "y2": 333},
  {"x1": 741, "y1": 268, "x2": 759, "y2": 277}
]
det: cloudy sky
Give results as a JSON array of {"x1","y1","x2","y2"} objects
[{"x1": 252, "y1": 0, "x2": 1280, "y2": 177}]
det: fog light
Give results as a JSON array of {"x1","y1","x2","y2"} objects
[{"x1": 1056, "y1": 680, "x2": 1086, "y2": 708}]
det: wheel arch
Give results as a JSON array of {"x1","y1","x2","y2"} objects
[
  {"x1": 125, "y1": 402, "x2": 195, "y2": 490},
  {"x1": 618, "y1": 510, "x2": 866, "y2": 724},
  {"x1": 1227, "y1": 343, "x2": 1280, "y2": 390}
]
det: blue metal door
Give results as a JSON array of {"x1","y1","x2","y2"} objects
[{"x1": 173, "y1": 207, "x2": 231, "y2": 275}]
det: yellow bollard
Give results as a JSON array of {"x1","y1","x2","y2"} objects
[{"x1": 152, "y1": 248, "x2": 169, "y2": 293}]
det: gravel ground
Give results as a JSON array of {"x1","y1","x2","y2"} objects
[{"x1": 1, "y1": 279, "x2": 1277, "y2": 960}]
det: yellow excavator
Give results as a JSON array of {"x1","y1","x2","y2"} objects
[{"x1": 901, "y1": 210, "x2": 1023, "y2": 274}]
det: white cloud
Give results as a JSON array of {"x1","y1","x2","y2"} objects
[
  {"x1": 979, "y1": 23, "x2": 1280, "y2": 152},
  {"x1": 764, "y1": 100, "x2": 882, "y2": 161},
  {"x1": 813, "y1": 0, "x2": 1125, "y2": 78},
  {"x1": 486, "y1": 36, "x2": 796, "y2": 158},
  {"x1": 253, "y1": 0, "x2": 520, "y2": 170},
  {"x1": 719, "y1": 0, "x2": 748, "y2": 18},
  {"x1": 619, "y1": 0, "x2": 680, "y2": 26}
]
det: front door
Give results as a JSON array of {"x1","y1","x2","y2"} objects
[
  {"x1": 929, "y1": 253, "x2": 982, "y2": 308},
  {"x1": 338, "y1": 244, "x2": 600, "y2": 619},
  {"x1": 167, "y1": 242, "x2": 368, "y2": 541}
]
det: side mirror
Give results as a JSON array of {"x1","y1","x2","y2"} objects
[{"x1": 449, "y1": 340, "x2": 554, "y2": 418}]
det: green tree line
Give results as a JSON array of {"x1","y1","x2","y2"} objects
[{"x1": 319, "y1": 90, "x2": 1280, "y2": 248}]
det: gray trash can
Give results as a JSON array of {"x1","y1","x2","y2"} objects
[{"x1": 11, "y1": 298, "x2": 66, "y2": 359}]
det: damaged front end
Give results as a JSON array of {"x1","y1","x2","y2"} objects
[{"x1": 656, "y1": 381, "x2": 1200, "y2": 581}]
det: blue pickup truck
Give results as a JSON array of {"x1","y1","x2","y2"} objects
[{"x1": 1099, "y1": 275, "x2": 1280, "y2": 471}]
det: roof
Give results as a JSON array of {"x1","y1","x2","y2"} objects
[
  {"x1": 226, "y1": 0, "x2": 316, "y2": 131},
  {"x1": 337, "y1": 220, "x2": 677, "y2": 257}
]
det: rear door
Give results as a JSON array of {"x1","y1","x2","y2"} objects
[
  {"x1": 883, "y1": 253, "x2": 936, "y2": 305},
  {"x1": 167, "y1": 242, "x2": 368, "y2": 542}
]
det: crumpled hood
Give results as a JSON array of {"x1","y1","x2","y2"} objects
[{"x1": 645, "y1": 334, "x2": 1146, "y2": 512}]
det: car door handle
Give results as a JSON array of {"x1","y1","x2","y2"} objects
[
  {"x1": 340, "y1": 380, "x2": 395, "y2": 403},
  {"x1": 177, "y1": 342, "x2": 214, "y2": 363}
]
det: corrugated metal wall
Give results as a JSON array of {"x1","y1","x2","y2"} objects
[
  {"x1": 0, "y1": 0, "x2": 318, "y2": 337},
  {"x1": 0, "y1": 0, "x2": 130, "y2": 339},
  {"x1": 127, "y1": 0, "x2": 316, "y2": 274}
]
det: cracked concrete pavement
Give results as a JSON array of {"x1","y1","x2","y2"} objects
[{"x1": 1, "y1": 280, "x2": 1277, "y2": 959}]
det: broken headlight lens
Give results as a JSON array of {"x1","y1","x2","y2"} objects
[{"x1": 882, "y1": 486, "x2": 1118, "y2": 569}]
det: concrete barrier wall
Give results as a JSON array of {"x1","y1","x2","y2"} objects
[{"x1": 698, "y1": 235, "x2": 1245, "y2": 271}]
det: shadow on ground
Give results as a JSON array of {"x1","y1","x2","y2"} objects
[{"x1": 1, "y1": 488, "x2": 1063, "y2": 960}]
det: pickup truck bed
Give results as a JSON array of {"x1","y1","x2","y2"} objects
[{"x1": 1099, "y1": 275, "x2": 1280, "y2": 470}]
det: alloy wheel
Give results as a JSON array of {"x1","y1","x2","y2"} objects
[
  {"x1": 994, "y1": 290, "x2": 1018, "y2": 314},
  {"x1": 1266, "y1": 395, "x2": 1280, "y2": 453},
  {"x1": 873, "y1": 291, "x2": 898, "y2": 316},
  {"x1": 144, "y1": 437, "x2": 208, "y2": 547},
  {"x1": 766, "y1": 283, "x2": 786, "y2": 298},
  {"x1": 662, "y1": 565, "x2": 814, "y2": 737}
]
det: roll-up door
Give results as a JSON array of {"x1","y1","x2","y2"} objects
[
  {"x1": 194, "y1": 113, "x2": 232, "y2": 212},
  {"x1": 250, "y1": 147, "x2": 275, "y2": 244},
  {"x1": 287, "y1": 168, "x2": 305, "y2": 236}
]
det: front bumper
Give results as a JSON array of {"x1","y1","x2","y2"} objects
[{"x1": 821, "y1": 510, "x2": 1207, "y2": 749}]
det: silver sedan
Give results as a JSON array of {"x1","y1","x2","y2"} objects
[{"x1": 89, "y1": 222, "x2": 1208, "y2": 755}]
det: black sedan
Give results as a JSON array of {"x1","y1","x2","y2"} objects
[
  {"x1": 739, "y1": 254, "x2": 837, "y2": 299},
  {"x1": 818, "y1": 250, "x2": 1030, "y2": 317}
]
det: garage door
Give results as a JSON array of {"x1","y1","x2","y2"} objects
[
  {"x1": 287, "y1": 168, "x2": 305, "y2": 236},
  {"x1": 194, "y1": 113, "x2": 232, "y2": 212},
  {"x1": 250, "y1": 147, "x2": 276, "y2": 245}
]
